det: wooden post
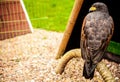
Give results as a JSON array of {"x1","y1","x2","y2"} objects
[{"x1": 56, "y1": 0, "x2": 84, "y2": 59}]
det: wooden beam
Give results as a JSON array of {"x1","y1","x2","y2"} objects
[{"x1": 56, "y1": 0, "x2": 84, "y2": 59}]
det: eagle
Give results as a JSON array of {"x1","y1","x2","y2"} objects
[{"x1": 80, "y1": 2, "x2": 114, "y2": 79}]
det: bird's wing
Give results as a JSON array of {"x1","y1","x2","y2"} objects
[
  {"x1": 80, "y1": 15, "x2": 114, "y2": 64},
  {"x1": 92, "y1": 16, "x2": 114, "y2": 63},
  {"x1": 80, "y1": 16, "x2": 88, "y2": 60}
]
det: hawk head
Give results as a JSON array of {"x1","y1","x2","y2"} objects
[{"x1": 89, "y1": 2, "x2": 109, "y2": 13}]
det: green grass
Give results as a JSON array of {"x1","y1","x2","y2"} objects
[
  {"x1": 107, "y1": 41, "x2": 120, "y2": 55},
  {"x1": 23, "y1": 0, "x2": 74, "y2": 32}
]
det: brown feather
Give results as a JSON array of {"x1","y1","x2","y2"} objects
[{"x1": 80, "y1": 2, "x2": 114, "y2": 79}]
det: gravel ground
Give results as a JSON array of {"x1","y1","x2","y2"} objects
[{"x1": 0, "y1": 29, "x2": 120, "y2": 82}]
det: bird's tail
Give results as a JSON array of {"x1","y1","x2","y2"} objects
[{"x1": 83, "y1": 61, "x2": 97, "y2": 79}]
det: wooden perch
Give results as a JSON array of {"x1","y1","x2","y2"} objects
[
  {"x1": 55, "y1": 0, "x2": 84, "y2": 59},
  {"x1": 55, "y1": 49, "x2": 115, "y2": 81},
  {"x1": 55, "y1": 49, "x2": 81, "y2": 74},
  {"x1": 97, "y1": 61, "x2": 115, "y2": 82}
]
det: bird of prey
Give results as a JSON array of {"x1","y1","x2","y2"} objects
[{"x1": 80, "y1": 2, "x2": 114, "y2": 79}]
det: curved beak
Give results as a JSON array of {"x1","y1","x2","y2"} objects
[{"x1": 89, "y1": 6, "x2": 96, "y2": 12}]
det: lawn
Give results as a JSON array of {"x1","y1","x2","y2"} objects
[
  {"x1": 107, "y1": 41, "x2": 120, "y2": 55},
  {"x1": 23, "y1": 0, "x2": 74, "y2": 32}
]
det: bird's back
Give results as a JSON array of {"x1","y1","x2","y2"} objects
[{"x1": 84, "y1": 12, "x2": 113, "y2": 52}]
